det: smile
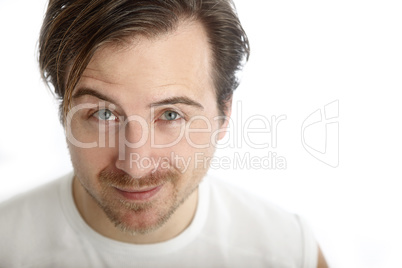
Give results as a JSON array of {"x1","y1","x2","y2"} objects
[{"x1": 114, "y1": 185, "x2": 164, "y2": 201}]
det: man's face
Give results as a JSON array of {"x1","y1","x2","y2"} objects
[{"x1": 66, "y1": 21, "x2": 228, "y2": 235}]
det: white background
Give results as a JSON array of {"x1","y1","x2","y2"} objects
[{"x1": 1, "y1": 0, "x2": 401, "y2": 267}]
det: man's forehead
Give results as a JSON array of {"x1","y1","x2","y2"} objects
[{"x1": 74, "y1": 20, "x2": 214, "y2": 99}]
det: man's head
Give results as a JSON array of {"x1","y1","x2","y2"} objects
[
  {"x1": 39, "y1": 0, "x2": 249, "y2": 123},
  {"x1": 38, "y1": 0, "x2": 249, "y2": 240}
]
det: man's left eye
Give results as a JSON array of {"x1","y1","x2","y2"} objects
[{"x1": 160, "y1": 111, "x2": 181, "y2": 121}]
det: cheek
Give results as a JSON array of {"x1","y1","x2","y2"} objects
[
  {"x1": 184, "y1": 116, "x2": 220, "y2": 149},
  {"x1": 167, "y1": 133, "x2": 217, "y2": 174},
  {"x1": 185, "y1": 131, "x2": 212, "y2": 148},
  {"x1": 150, "y1": 120, "x2": 216, "y2": 156},
  {"x1": 152, "y1": 122, "x2": 186, "y2": 146},
  {"x1": 68, "y1": 141, "x2": 117, "y2": 176},
  {"x1": 67, "y1": 105, "x2": 121, "y2": 146}
]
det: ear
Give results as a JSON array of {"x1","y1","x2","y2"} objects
[{"x1": 217, "y1": 97, "x2": 233, "y2": 141}]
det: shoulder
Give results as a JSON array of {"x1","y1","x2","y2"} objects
[
  {"x1": 205, "y1": 175, "x2": 300, "y2": 227},
  {"x1": 202, "y1": 175, "x2": 318, "y2": 267},
  {"x1": 0, "y1": 172, "x2": 74, "y2": 266},
  {"x1": 0, "y1": 173, "x2": 71, "y2": 219}
]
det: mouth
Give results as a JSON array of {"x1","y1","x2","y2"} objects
[{"x1": 114, "y1": 185, "x2": 164, "y2": 201}]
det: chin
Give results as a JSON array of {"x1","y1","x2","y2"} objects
[{"x1": 100, "y1": 193, "x2": 179, "y2": 236}]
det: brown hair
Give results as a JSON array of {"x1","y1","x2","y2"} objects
[{"x1": 39, "y1": 0, "x2": 250, "y2": 123}]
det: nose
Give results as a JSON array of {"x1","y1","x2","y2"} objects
[{"x1": 114, "y1": 118, "x2": 156, "y2": 179}]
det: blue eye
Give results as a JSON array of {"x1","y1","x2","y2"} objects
[
  {"x1": 161, "y1": 111, "x2": 181, "y2": 121},
  {"x1": 94, "y1": 109, "x2": 117, "y2": 121}
]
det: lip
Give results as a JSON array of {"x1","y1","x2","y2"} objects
[{"x1": 114, "y1": 185, "x2": 163, "y2": 201}]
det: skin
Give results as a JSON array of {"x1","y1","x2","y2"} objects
[
  {"x1": 65, "y1": 18, "x2": 329, "y2": 267},
  {"x1": 67, "y1": 20, "x2": 229, "y2": 244},
  {"x1": 318, "y1": 247, "x2": 329, "y2": 268}
]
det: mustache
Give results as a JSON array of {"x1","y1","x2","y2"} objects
[{"x1": 99, "y1": 168, "x2": 180, "y2": 189}]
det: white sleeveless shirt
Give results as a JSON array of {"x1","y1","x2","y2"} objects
[{"x1": 0, "y1": 172, "x2": 318, "y2": 267}]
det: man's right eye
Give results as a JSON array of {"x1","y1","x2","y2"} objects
[{"x1": 93, "y1": 109, "x2": 118, "y2": 121}]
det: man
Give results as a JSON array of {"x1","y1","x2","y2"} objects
[{"x1": 0, "y1": 0, "x2": 328, "y2": 267}]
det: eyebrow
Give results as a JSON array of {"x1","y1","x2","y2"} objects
[
  {"x1": 150, "y1": 96, "x2": 204, "y2": 110},
  {"x1": 72, "y1": 88, "x2": 117, "y2": 104},
  {"x1": 72, "y1": 88, "x2": 204, "y2": 110}
]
